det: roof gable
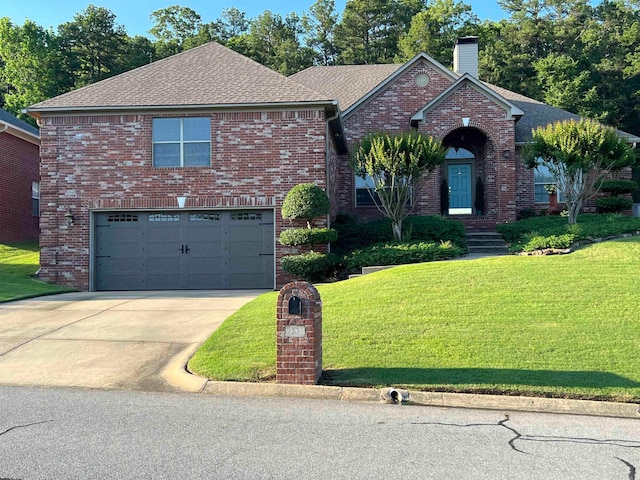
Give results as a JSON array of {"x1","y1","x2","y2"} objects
[
  {"x1": 411, "y1": 74, "x2": 524, "y2": 126},
  {"x1": 342, "y1": 53, "x2": 458, "y2": 118},
  {"x1": 28, "y1": 42, "x2": 333, "y2": 115}
]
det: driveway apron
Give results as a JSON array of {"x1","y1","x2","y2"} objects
[{"x1": 0, "y1": 290, "x2": 262, "y2": 391}]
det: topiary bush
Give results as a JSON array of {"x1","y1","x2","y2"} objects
[
  {"x1": 595, "y1": 196, "x2": 633, "y2": 213},
  {"x1": 281, "y1": 252, "x2": 340, "y2": 282},
  {"x1": 597, "y1": 179, "x2": 638, "y2": 195},
  {"x1": 281, "y1": 183, "x2": 330, "y2": 227},
  {"x1": 279, "y1": 227, "x2": 338, "y2": 246},
  {"x1": 344, "y1": 241, "x2": 465, "y2": 272}
]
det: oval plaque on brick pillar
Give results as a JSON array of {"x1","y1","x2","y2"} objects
[{"x1": 276, "y1": 281, "x2": 322, "y2": 385}]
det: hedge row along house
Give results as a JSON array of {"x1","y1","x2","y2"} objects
[
  {"x1": 0, "y1": 108, "x2": 40, "y2": 243},
  {"x1": 27, "y1": 37, "x2": 639, "y2": 291}
]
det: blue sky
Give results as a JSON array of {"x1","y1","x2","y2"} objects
[{"x1": 3, "y1": 1, "x2": 510, "y2": 37}]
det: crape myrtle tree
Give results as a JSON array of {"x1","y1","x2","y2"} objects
[
  {"x1": 351, "y1": 132, "x2": 447, "y2": 241},
  {"x1": 522, "y1": 118, "x2": 636, "y2": 225}
]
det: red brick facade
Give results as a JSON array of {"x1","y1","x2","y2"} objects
[
  {"x1": 38, "y1": 110, "x2": 329, "y2": 290},
  {"x1": 336, "y1": 62, "x2": 520, "y2": 225},
  {"x1": 0, "y1": 132, "x2": 40, "y2": 242}
]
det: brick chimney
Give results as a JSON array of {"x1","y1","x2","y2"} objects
[{"x1": 453, "y1": 36, "x2": 479, "y2": 77}]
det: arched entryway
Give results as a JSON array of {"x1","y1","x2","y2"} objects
[{"x1": 442, "y1": 127, "x2": 489, "y2": 217}]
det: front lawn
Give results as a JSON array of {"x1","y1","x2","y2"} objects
[
  {"x1": 189, "y1": 238, "x2": 640, "y2": 402},
  {"x1": 0, "y1": 242, "x2": 73, "y2": 302}
]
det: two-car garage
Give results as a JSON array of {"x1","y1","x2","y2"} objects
[{"x1": 93, "y1": 209, "x2": 274, "y2": 290}]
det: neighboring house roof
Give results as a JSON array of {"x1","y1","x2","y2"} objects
[
  {"x1": 0, "y1": 108, "x2": 39, "y2": 145},
  {"x1": 27, "y1": 42, "x2": 335, "y2": 116},
  {"x1": 291, "y1": 60, "x2": 640, "y2": 144}
]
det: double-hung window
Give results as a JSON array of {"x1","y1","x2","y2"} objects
[
  {"x1": 534, "y1": 164, "x2": 565, "y2": 203},
  {"x1": 355, "y1": 174, "x2": 380, "y2": 206},
  {"x1": 152, "y1": 117, "x2": 211, "y2": 167},
  {"x1": 31, "y1": 181, "x2": 40, "y2": 217}
]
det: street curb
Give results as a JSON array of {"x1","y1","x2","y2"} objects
[
  {"x1": 406, "y1": 391, "x2": 640, "y2": 419},
  {"x1": 194, "y1": 376, "x2": 640, "y2": 418}
]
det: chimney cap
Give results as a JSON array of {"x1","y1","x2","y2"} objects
[{"x1": 455, "y1": 36, "x2": 479, "y2": 45}]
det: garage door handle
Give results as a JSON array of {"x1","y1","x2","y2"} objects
[
  {"x1": 259, "y1": 253, "x2": 274, "y2": 256},
  {"x1": 180, "y1": 245, "x2": 191, "y2": 254}
]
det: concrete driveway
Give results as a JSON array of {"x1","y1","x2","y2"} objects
[{"x1": 0, "y1": 290, "x2": 263, "y2": 392}]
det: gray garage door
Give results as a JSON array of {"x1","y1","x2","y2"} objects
[{"x1": 94, "y1": 210, "x2": 274, "y2": 290}]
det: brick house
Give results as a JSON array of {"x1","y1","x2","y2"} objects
[
  {"x1": 0, "y1": 108, "x2": 40, "y2": 243},
  {"x1": 27, "y1": 38, "x2": 639, "y2": 291}
]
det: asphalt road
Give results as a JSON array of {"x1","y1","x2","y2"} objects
[{"x1": 0, "y1": 386, "x2": 638, "y2": 479}]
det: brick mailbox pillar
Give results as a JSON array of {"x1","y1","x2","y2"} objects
[{"x1": 276, "y1": 281, "x2": 322, "y2": 384}]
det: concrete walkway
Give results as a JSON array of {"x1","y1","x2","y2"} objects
[{"x1": 0, "y1": 290, "x2": 263, "y2": 391}]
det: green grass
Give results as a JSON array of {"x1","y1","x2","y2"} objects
[
  {"x1": 189, "y1": 238, "x2": 640, "y2": 402},
  {"x1": 0, "y1": 242, "x2": 73, "y2": 302}
]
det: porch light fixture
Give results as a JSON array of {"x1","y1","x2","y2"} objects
[
  {"x1": 64, "y1": 210, "x2": 74, "y2": 226},
  {"x1": 177, "y1": 196, "x2": 187, "y2": 208},
  {"x1": 502, "y1": 149, "x2": 511, "y2": 159}
]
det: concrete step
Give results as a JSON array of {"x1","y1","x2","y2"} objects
[
  {"x1": 467, "y1": 239, "x2": 507, "y2": 246},
  {"x1": 465, "y1": 231, "x2": 508, "y2": 255},
  {"x1": 467, "y1": 245, "x2": 509, "y2": 254}
]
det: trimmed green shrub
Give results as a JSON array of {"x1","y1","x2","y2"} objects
[
  {"x1": 344, "y1": 241, "x2": 465, "y2": 272},
  {"x1": 517, "y1": 208, "x2": 537, "y2": 220},
  {"x1": 517, "y1": 233, "x2": 576, "y2": 253},
  {"x1": 596, "y1": 197, "x2": 633, "y2": 213},
  {"x1": 332, "y1": 215, "x2": 466, "y2": 254},
  {"x1": 281, "y1": 184, "x2": 330, "y2": 225},
  {"x1": 498, "y1": 214, "x2": 640, "y2": 253},
  {"x1": 279, "y1": 227, "x2": 338, "y2": 246},
  {"x1": 597, "y1": 179, "x2": 638, "y2": 195},
  {"x1": 281, "y1": 252, "x2": 340, "y2": 282}
]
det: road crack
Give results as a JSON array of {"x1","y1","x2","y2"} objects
[
  {"x1": 411, "y1": 414, "x2": 640, "y2": 456},
  {"x1": 0, "y1": 420, "x2": 52, "y2": 438},
  {"x1": 616, "y1": 457, "x2": 636, "y2": 480}
]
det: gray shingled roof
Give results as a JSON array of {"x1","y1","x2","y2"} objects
[
  {"x1": 28, "y1": 42, "x2": 332, "y2": 114},
  {"x1": 291, "y1": 64, "x2": 639, "y2": 143},
  {"x1": 0, "y1": 108, "x2": 39, "y2": 136},
  {"x1": 290, "y1": 64, "x2": 403, "y2": 111}
]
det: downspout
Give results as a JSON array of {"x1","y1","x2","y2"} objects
[{"x1": 325, "y1": 102, "x2": 340, "y2": 252}]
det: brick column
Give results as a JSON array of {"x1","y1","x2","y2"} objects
[{"x1": 276, "y1": 281, "x2": 322, "y2": 384}]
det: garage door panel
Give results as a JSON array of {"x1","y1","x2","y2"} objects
[
  {"x1": 96, "y1": 258, "x2": 143, "y2": 274},
  {"x1": 145, "y1": 274, "x2": 183, "y2": 290},
  {"x1": 95, "y1": 209, "x2": 274, "y2": 290},
  {"x1": 97, "y1": 274, "x2": 144, "y2": 291},
  {"x1": 145, "y1": 257, "x2": 182, "y2": 274},
  {"x1": 228, "y1": 242, "x2": 264, "y2": 256},
  {"x1": 186, "y1": 257, "x2": 223, "y2": 273},
  {"x1": 187, "y1": 273, "x2": 224, "y2": 289}
]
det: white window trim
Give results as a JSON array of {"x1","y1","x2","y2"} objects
[{"x1": 152, "y1": 118, "x2": 211, "y2": 168}]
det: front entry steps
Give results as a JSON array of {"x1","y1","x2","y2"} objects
[{"x1": 465, "y1": 231, "x2": 509, "y2": 255}]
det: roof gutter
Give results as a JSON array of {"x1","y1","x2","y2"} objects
[
  {"x1": 0, "y1": 119, "x2": 39, "y2": 145},
  {"x1": 26, "y1": 100, "x2": 339, "y2": 120},
  {"x1": 325, "y1": 101, "x2": 348, "y2": 155}
]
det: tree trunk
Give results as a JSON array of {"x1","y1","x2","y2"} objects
[
  {"x1": 391, "y1": 219, "x2": 402, "y2": 242},
  {"x1": 568, "y1": 200, "x2": 582, "y2": 225}
]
